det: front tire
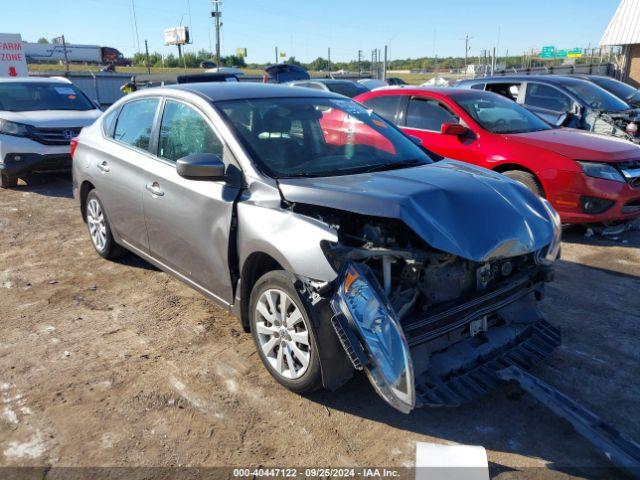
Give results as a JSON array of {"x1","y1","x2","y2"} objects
[
  {"x1": 503, "y1": 170, "x2": 544, "y2": 197},
  {"x1": 249, "y1": 270, "x2": 322, "y2": 394},
  {"x1": 85, "y1": 190, "x2": 126, "y2": 259},
  {"x1": 1, "y1": 173, "x2": 18, "y2": 189}
]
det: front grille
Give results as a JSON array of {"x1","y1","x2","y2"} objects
[
  {"x1": 618, "y1": 159, "x2": 640, "y2": 188},
  {"x1": 28, "y1": 127, "x2": 81, "y2": 146},
  {"x1": 622, "y1": 198, "x2": 640, "y2": 214}
]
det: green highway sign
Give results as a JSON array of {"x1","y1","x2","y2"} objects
[
  {"x1": 556, "y1": 49, "x2": 567, "y2": 59},
  {"x1": 567, "y1": 48, "x2": 583, "y2": 58},
  {"x1": 541, "y1": 46, "x2": 556, "y2": 59}
]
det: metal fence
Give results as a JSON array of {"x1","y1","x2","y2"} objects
[{"x1": 483, "y1": 62, "x2": 614, "y2": 78}]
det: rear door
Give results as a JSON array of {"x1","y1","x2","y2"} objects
[
  {"x1": 94, "y1": 97, "x2": 161, "y2": 252},
  {"x1": 142, "y1": 98, "x2": 240, "y2": 305},
  {"x1": 523, "y1": 82, "x2": 573, "y2": 124}
]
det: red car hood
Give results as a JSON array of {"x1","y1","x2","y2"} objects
[{"x1": 505, "y1": 128, "x2": 640, "y2": 163}]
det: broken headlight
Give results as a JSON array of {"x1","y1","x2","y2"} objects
[
  {"x1": 331, "y1": 262, "x2": 415, "y2": 413},
  {"x1": 537, "y1": 198, "x2": 562, "y2": 265}
]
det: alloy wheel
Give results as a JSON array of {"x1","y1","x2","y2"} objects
[
  {"x1": 255, "y1": 288, "x2": 311, "y2": 380},
  {"x1": 86, "y1": 198, "x2": 107, "y2": 252}
]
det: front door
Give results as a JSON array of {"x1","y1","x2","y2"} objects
[
  {"x1": 142, "y1": 99, "x2": 239, "y2": 305},
  {"x1": 401, "y1": 96, "x2": 482, "y2": 164}
]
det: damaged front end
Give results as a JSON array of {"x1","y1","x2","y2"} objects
[
  {"x1": 586, "y1": 108, "x2": 640, "y2": 144},
  {"x1": 298, "y1": 204, "x2": 562, "y2": 413}
]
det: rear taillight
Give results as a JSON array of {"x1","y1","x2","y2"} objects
[{"x1": 70, "y1": 137, "x2": 79, "y2": 159}]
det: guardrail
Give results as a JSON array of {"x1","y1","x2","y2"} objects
[{"x1": 480, "y1": 62, "x2": 615, "y2": 78}]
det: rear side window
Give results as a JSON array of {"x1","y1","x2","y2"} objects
[
  {"x1": 102, "y1": 108, "x2": 118, "y2": 137},
  {"x1": 470, "y1": 83, "x2": 486, "y2": 90},
  {"x1": 361, "y1": 95, "x2": 403, "y2": 123},
  {"x1": 486, "y1": 82, "x2": 521, "y2": 101},
  {"x1": 406, "y1": 98, "x2": 459, "y2": 131},
  {"x1": 159, "y1": 100, "x2": 223, "y2": 162},
  {"x1": 525, "y1": 83, "x2": 572, "y2": 112},
  {"x1": 113, "y1": 98, "x2": 159, "y2": 151}
]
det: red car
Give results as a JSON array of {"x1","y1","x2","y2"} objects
[{"x1": 354, "y1": 87, "x2": 640, "y2": 224}]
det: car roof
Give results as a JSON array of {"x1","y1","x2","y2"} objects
[
  {"x1": 460, "y1": 75, "x2": 596, "y2": 87},
  {"x1": 364, "y1": 86, "x2": 500, "y2": 100},
  {"x1": 167, "y1": 82, "x2": 343, "y2": 102},
  {"x1": 0, "y1": 76, "x2": 73, "y2": 84}
]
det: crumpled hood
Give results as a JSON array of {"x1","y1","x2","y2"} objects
[
  {"x1": 278, "y1": 160, "x2": 555, "y2": 262},
  {"x1": 506, "y1": 128, "x2": 640, "y2": 162},
  {"x1": 0, "y1": 109, "x2": 102, "y2": 128}
]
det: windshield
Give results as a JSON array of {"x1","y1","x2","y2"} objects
[
  {"x1": 562, "y1": 80, "x2": 629, "y2": 112},
  {"x1": 455, "y1": 93, "x2": 552, "y2": 134},
  {"x1": 217, "y1": 97, "x2": 433, "y2": 178},
  {"x1": 590, "y1": 76, "x2": 640, "y2": 102},
  {"x1": 0, "y1": 82, "x2": 95, "y2": 112},
  {"x1": 326, "y1": 81, "x2": 368, "y2": 98}
]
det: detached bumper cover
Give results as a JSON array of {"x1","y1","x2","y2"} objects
[{"x1": 415, "y1": 319, "x2": 561, "y2": 407}]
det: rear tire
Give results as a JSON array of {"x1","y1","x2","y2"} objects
[
  {"x1": 1, "y1": 174, "x2": 18, "y2": 189},
  {"x1": 249, "y1": 270, "x2": 322, "y2": 394},
  {"x1": 503, "y1": 170, "x2": 544, "y2": 197},
  {"x1": 85, "y1": 190, "x2": 126, "y2": 259}
]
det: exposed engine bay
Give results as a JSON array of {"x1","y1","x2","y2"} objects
[
  {"x1": 292, "y1": 203, "x2": 560, "y2": 412},
  {"x1": 585, "y1": 108, "x2": 640, "y2": 144}
]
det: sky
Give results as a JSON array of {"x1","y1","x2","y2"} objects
[{"x1": 7, "y1": 0, "x2": 622, "y2": 63}]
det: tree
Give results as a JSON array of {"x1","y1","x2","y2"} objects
[{"x1": 37, "y1": 37, "x2": 49, "y2": 44}]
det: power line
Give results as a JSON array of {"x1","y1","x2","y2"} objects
[{"x1": 130, "y1": 0, "x2": 140, "y2": 52}]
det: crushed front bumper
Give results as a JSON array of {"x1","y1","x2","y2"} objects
[{"x1": 415, "y1": 319, "x2": 560, "y2": 407}]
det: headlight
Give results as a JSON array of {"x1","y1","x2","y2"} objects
[
  {"x1": 537, "y1": 198, "x2": 562, "y2": 265},
  {"x1": 578, "y1": 161, "x2": 625, "y2": 183},
  {"x1": 331, "y1": 262, "x2": 415, "y2": 413},
  {"x1": 0, "y1": 118, "x2": 29, "y2": 137}
]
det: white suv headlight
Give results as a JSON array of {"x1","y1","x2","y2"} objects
[{"x1": 0, "y1": 118, "x2": 29, "y2": 137}]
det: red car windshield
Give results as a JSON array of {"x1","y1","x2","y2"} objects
[{"x1": 455, "y1": 94, "x2": 552, "y2": 134}]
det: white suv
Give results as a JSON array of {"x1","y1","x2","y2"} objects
[{"x1": 0, "y1": 76, "x2": 102, "y2": 188}]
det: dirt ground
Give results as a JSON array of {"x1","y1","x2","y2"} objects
[{"x1": 1, "y1": 175, "x2": 639, "y2": 480}]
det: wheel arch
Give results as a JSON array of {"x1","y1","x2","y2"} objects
[
  {"x1": 239, "y1": 252, "x2": 284, "y2": 332},
  {"x1": 79, "y1": 180, "x2": 96, "y2": 222},
  {"x1": 492, "y1": 163, "x2": 546, "y2": 197}
]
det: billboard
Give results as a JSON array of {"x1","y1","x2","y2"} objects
[
  {"x1": 236, "y1": 48, "x2": 247, "y2": 58},
  {"x1": 164, "y1": 27, "x2": 190, "y2": 46},
  {"x1": 0, "y1": 33, "x2": 28, "y2": 77}
]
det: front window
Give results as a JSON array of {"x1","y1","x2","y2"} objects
[
  {"x1": 405, "y1": 98, "x2": 460, "y2": 131},
  {"x1": 0, "y1": 82, "x2": 95, "y2": 112},
  {"x1": 218, "y1": 97, "x2": 433, "y2": 178},
  {"x1": 561, "y1": 80, "x2": 629, "y2": 112},
  {"x1": 525, "y1": 83, "x2": 572, "y2": 112},
  {"x1": 455, "y1": 93, "x2": 552, "y2": 134}
]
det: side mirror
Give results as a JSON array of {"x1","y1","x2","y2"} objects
[
  {"x1": 441, "y1": 122, "x2": 469, "y2": 136},
  {"x1": 176, "y1": 153, "x2": 225, "y2": 180}
]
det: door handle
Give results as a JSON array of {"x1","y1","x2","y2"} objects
[
  {"x1": 97, "y1": 161, "x2": 110, "y2": 172},
  {"x1": 145, "y1": 182, "x2": 164, "y2": 197}
]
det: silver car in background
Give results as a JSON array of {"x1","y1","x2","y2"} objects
[{"x1": 72, "y1": 83, "x2": 561, "y2": 413}]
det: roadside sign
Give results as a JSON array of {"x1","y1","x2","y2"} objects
[
  {"x1": 541, "y1": 46, "x2": 555, "y2": 59},
  {"x1": 279, "y1": 51, "x2": 286, "y2": 57},
  {"x1": 0, "y1": 33, "x2": 28, "y2": 77},
  {"x1": 567, "y1": 48, "x2": 583, "y2": 58},
  {"x1": 164, "y1": 26, "x2": 190, "y2": 46},
  {"x1": 236, "y1": 48, "x2": 247, "y2": 58},
  {"x1": 556, "y1": 49, "x2": 568, "y2": 59}
]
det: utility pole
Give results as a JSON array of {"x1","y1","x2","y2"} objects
[
  {"x1": 463, "y1": 34, "x2": 472, "y2": 69},
  {"x1": 383, "y1": 45, "x2": 388, "y2": 81},
  {"x1": 144, "y1": 39, "x2": 151, "y2": 75},
  {"x1": 211, "y1": 0, "x2": 222, "y2": 69},
  {"x1": 357, "y1": 50, "x2": 363, "y2": 79},
  {"x1": 275, "y1": 47, "x2": 278, "y2": 64},
  {"x1": 61, "y1": 35, "x2": 70, "y2": 75},
  {"x1": 327, "y1": 47, "x2": 331, "y2": 72}
]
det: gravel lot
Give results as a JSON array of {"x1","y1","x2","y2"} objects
[{"x1": 1, "y1": 175, "x2": 639, "y2": 479}]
